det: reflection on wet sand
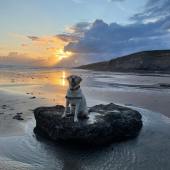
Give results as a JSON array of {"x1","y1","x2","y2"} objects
[
  {"x1": 0, "y1": 69, "x2": 70, "y2": 105},
  {"x1": 0, "y1": 70, "x2": 68, "y2": 86},
  {"x1": 1, "y1": 68, "x2": 170, "y2": 115}
]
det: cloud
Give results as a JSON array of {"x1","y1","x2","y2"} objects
[
  {"x1": 67, "y1": 22, "x2": 91, "y2": 33},
  {"x1": 0, "y1": 51, "x2": 60, "y2": 67},
  {"x1": 131, "y1": 0, "x2": 170, "y2": 22},
  {"x1": 27, "y1": 35, "x2": 57, "y2": 44},
  {"x1": 3, "y1": 0, "x2": 169, "y2": 67},
  {"x1": 56, "y1": 22, "x2": 91, "y2": 44},
  {"x1": 62, "y1": 16, "x2": 170, "y2": 64},
  {"x1": 27, "y1": 36, "x2": 40, "y2": 41},
  {"x1": 27, "y1": 34, "x2": 69, "y2": 45},
  {"x1": 63, "y1": 0, "x2": 170, "y2": 64},
  {"x1": 56, "y1": 34, "x2": 78, "y2": 42},
  {"x1": 62, "y1": 0, "x2": 170, "y2": 65},
  {"x1": 0, "y1": 52, "x2": 36, "y2": 66},
  {"x1": 46, "y1": 47, "x2": 56, "y2": 51},
  {"x1": 21, "y1": 43, "x2": 28, "y2": 47}
]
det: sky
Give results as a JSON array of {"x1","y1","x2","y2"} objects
[{"x1": 0, "y1": 0, "x2": 170, "y2": 67}]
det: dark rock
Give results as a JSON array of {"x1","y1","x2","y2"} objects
[
  {"x1": 34, "y1": 103, "x2": 142, "y2": 146},
  {"x1": 30, "y1": 96, "x2": 36, "y2": 99},
  {"x1": 159, "y1": 83, "x2": 170, "y2": 88},
  {"x1": 13, "y1": 114, "x2": 24, "y2": 120},
  {"x1": 2, "y1": 105, "x2": 7, "y2": 109},
  {"x1": 16, "y1": 112, "x2": 23, "y2": 115}
]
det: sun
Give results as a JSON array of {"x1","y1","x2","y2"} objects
[{"x1": 56, "y1": 49, "x2": 73, "y2": 61}]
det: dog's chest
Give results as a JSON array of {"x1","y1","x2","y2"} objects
[{"x1": 66, "y1": 89, "x2": 83, "y2": 103}]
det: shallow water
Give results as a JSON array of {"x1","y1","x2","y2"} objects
[
  {"x1": 0, "y1": 107, "x2": 170, "y2": 170},
  {"x1": 0, "y1": 68, "x2": 170, "y2": 169}
]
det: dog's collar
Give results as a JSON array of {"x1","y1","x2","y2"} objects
[
  {"x1": 65, "y1": 96, "x2": 82, "y2": 99},
  {"x1": 70, "y1": 85, "x2": 80, "y2": 91}
]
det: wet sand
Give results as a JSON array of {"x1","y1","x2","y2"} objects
[
  {"x1": 0, "y1": 90, "x2": 43, "y2": 136},
  {"x1": 84, "y1": 87, "x2": 170, "y2": 117}
]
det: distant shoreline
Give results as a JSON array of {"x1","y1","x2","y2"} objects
[
  {"x1": 75, "y1": 68, "x2": 170, "y2": 74},
  {"x1": 76, "y1": 50, "x2": 170, "y2": 74}
]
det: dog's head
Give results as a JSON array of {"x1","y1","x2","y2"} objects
[{"x1": 67, "y1": 75, "x2": 82, "y2": 89}]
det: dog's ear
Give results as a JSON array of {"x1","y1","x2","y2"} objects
[
  {"x1": 67, "y1": 76, "x2": 71, "y2": 82},
  {"x1": 77, "y1": 76, "x2": 82, "y2": 83}
]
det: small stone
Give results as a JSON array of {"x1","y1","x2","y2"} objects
[
  {"x1": 16, "y1": 112, "x2": 23, "y2": 115},
  {"x1": 13, "y1": 114, "x2": 24, "y2": 120},
  {"x1": 30, "y1": 96, "x2": 36, "y2": 99},
  {"x1": 2, "y1": 105, "x2": 7, "y2": 109}
]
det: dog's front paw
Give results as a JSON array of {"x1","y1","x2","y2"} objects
[
  {"x1": 61, "y1": 113, "x2": 66, "y2": 118},
  {"x1": 74, "y1": 117, "x2": 78, "y2": 122}
]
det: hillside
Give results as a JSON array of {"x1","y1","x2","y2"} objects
[{"x1": 78, "y1": 50, "x2": 170, "y2": 73}]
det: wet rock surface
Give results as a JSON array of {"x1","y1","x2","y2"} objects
[{"x1": 34, "y1": 103, "x2": 143, "y2": 146}]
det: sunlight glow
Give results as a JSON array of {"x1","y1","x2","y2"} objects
[
  {"x1": 56, "y1": 49, "x2": 73, "y2": 61},
  {"x1": 62, "y1": 71, "x2": 66, "y2": 86}
]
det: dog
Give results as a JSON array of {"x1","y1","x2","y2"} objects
[{"x1": 62, "y1": 75, "x2": 88, "y2": 122}]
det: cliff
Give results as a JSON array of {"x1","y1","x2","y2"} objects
[{"x1": 78, "y1": 50, "x2": 170, "y2": 72}]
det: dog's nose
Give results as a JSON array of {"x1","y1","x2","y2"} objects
[{"x1": 71, "y1": 78, "x2": 76, "y2": 86}]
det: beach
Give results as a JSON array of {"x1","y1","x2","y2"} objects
[
  {"x1": 0, "y1": 68, "x2": 170, "y2": 136},
  {"x1": 0, "y1": 68, "x2": 170, "y2": 169}
]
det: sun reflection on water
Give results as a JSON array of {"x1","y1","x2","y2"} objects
[
  {"x1": 62, "y1": 71, "x2": 66, "y2": 86},
  {"x1": 0, "y1": 69, "x2": 70, "y2": 105}
]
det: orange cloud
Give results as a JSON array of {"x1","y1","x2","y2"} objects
[
  {"x1": 1, "y1": 26, "x2": 80, "y2": 67},
  {"x1": 23, "y1": 35, "x2": 74, "y2": 66}
]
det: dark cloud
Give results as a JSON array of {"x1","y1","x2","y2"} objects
[
  {"x1": 27, "y1": 0, "x2": 170, "y2": 66},
  {"x1": 56, "y1": 22, "x2": 91, "y2": 45},
  {"x1": 64, "y1": 18, "x2": 170, "y2": 60},
  {"x1": 68, "y1": 22, "x2": 91, "y2": 34},
  {"x1": 131, "y1": 0, "x2": 170, "y2": 22},
  {"x1": 56, "y1": 34, "x2": 79, "y2": 42},
  {"x1": 27, "y1": 36, "x2": 40, "y2": 41},
  {"x1": 61, "y1": 0, "x2": 170, "y2": 65}
]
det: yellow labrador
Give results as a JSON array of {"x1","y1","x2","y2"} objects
[{"x1": 62, "y1": 75, "x2": 88, "y2": 122}]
